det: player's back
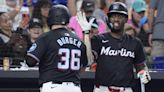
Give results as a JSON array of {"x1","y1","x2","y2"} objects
[{"x1": 37, "y1": 28, "x2": 88, "y2": 85}]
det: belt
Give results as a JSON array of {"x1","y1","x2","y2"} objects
[
  {"x1": 109, "y1": 87, "x2": 124, "y2": 92},
  {"x1": 109, "y1": 88, "x2": 120, "y2": 92}
]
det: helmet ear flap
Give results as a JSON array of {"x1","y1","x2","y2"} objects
[{"x1": 106, "y1": 17, "x2": 113, "y2": 30}]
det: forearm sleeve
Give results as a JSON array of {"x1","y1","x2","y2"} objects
[
  {"x1": 25, "y1": 55, "x2": 37, "y2": 67},
  {"x1": 135, "y1": 63, "x2": 149, "y2": 73}
]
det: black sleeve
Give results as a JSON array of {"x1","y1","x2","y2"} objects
[
  {"x1": 134, "y1": 39, "x2": 146, "y2": 65},
  {"x1": 81, "y1": 44, "x2": 88, "y2": 67},
  {"x1": 27, "y1": 37, "x2": 46, "y2": 63},
  {"x1": 25, "y1": 55, "x2": 37, "y2": 67},
  {"x1": 91, "y1": 35, "x2": 101, "y2": 57}
]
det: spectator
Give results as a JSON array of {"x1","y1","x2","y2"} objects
[
  {"x1": 125, "y1": 0, "x2": 135, "y2": 10},
  {"x1": 89, "y1": 19, "x2": 99, "y2": 38},
  {"x1": 67, "y1": 0, "x2": 103, "y2": 17},
  {"x1": 18, "y1": 6, "x2": 30, "y2": 30},
  {"x1": 67, "y1": 0, "x2": 78, "y2": 16},
  {"x1": 28, "y1": 18, "x2": 43, "y2": 43},
  {"x1": 148, "y1": 0, "x2": 164, "y2": 59},
  {"x1": 0, "y1": 13, "x2": 13, "y2": 57},
  {"x1": 124, "y1": 24, "x2": 137, "y2": 37},
  {"x1": 6, "y1": 0, "x2": 17, "y2": 11},
  {"x1": 127, "y1": 0, "x2": 152, "y2": 55},
  {"x1": 6, "y1": 0, "x2": 27, "y2": 31},
  {"x1": 0, "y1": 12, "x2": 30, "y2": 64},
  {"x1": 93, "y1": 0, "x2": 108, "y2": 23},
  {"x1": 32, "y1": 0, "x2": 52, "y2": 32},
  {"x1": 69, "y1": 0, "x2": 106, "y2": 40},
  {"x1": 52, "y1": 0, "x2": 67, "y2": 6}
]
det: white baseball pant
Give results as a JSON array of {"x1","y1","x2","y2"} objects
[
  {"x1": 94, "y1": 85, "x2": 133, "y2": 92},
  {"x1": 40, "y1": 81, "x2": 81, "y2": 92}
]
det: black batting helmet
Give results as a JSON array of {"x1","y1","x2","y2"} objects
[
  {"x1": 107, "y1": 2, "x2": 128, "y2": 18},
  {"x1": 47, "y1": 4, "x2": 70, "y2": 27}
]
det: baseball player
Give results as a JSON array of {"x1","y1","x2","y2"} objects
[
  {"x1": 77, "y1": 2, "x2": 151, "y2": 92},
  {"x1": 92, "y1": 2, "x2": 151, "y2": 92},
  {"x1": 25, "y1": 5, "x2": 88, "y2": 92}
]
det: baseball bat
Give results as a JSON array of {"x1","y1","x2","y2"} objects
[{"x1": 139, "y1": 75, "x2": 145, "y2": 92}]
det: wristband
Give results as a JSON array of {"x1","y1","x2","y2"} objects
[{"x1": 83, "y1": 30, "x2": 90, "y2": 34}]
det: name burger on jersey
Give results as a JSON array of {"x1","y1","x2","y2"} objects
[
  {"x1": 57, "y1": 37, "x2": 82, "y2": 48},
  {"x1": 100, "y1": 46, "x2": 135, "y2": 58}
]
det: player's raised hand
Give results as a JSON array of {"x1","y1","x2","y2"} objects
[
  {"x1": 138, "y1": 70, "x2": 151, "y2": 84},
  {"x1": 76, "y1": 11, "x2": 95, "y2": 33}
]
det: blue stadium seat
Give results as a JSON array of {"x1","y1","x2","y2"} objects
[{"x1": 152, "y1": 56, "x2": 164, "y2": 69}]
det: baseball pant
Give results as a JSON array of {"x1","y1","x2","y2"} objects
[
  {"x1": 94, "y1": 85, "x2": 133, "y2": 92},
  {"x1": 40, "y1": 81, "x2": 81, "y2": 92}
]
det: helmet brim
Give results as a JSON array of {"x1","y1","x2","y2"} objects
[{"x1": 107, "y1": 11, "x2": 128, "y2": 18}]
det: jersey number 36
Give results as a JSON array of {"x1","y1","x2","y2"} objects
[{"x1": 58, "y1": 48, "x2": 81, "y2": 70}]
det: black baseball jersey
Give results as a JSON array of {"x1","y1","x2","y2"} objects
[
  {"x1": 91, "y1": 32, "x2": 146, "y2": 87},
  {"x1": 27, "y1": 28, "x2": 88, "y2": 85}
]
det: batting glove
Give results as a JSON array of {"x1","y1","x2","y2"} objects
[
  {"x1": 137, "y1": 70, "x2": 151, "y2": 84},
  {"x1": 76, "y1": 11, "x2": 95, "y2": 34}
]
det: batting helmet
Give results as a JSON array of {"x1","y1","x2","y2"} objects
[
  {"x1": 106, "y1": 2, "x2": 128, "y2": 30},
  {"x1": 47, "y1": 4, "x2": 70, "y2": 27},
  {"x1": 107, "y1": 2, "x2": 128, "y2": 18}
]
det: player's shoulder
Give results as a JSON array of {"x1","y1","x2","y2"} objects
[
  {"x1": 124, "y1": 34, "x2": 142, "y2": 44},
  {"x1": 38, "y1": 32, "x2": 49, "y2": 39},
  {"x1": 92, "y1": 32, "x2": 110, "y2": 40},
  {"x1": 35, "y1": 31, "x2": 54, "y2": 44},
  {"x1": 41, "y1": 28, "x2": 64, "y2": 38}
]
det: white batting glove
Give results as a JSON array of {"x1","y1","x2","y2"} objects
[
  {"x1": 76, "y1": 11, "x2": 95, "y2": 34},
  {"x1": 137, "y1": 70, "x2": 151, "y2": 84}
]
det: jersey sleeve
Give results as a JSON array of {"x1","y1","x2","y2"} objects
[
  {"x1": 81, "y1": 44, "x2": 88, "y2": 67},
  {"x1": 27, "y1": 37, "x2": 46, "y2": 62},
  {"x1": 134, "y1": 39, "x2": 146, "y2": 65},
  {"x1": 91, "y1": 35, "x2": 101, "y2": 58}
]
